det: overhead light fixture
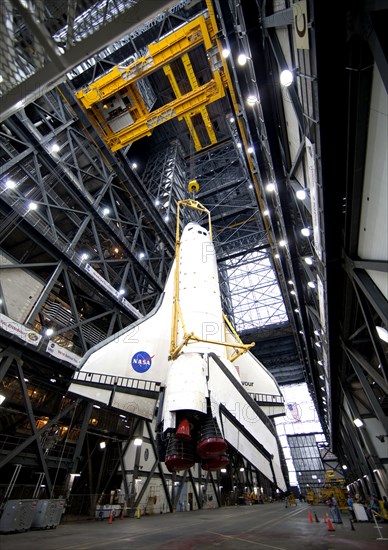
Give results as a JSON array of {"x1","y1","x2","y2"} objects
[
  {"x1": 99, "y1": 441, "x2": 106, "y2": 449},
  {"x1": 28, "y1": 201, "x2": 38, "y2": 211},
  {"x1": 296, "y1": 189, "x2": 307, "y2": 200},
  {"x1": 308, "y1": 281, "x2": 316, "y2": 289},
  {"x1": 229, "y1": 116, "x2": 235, "y2": 123},
  {"x1": 237, "y1": 53, "x2": 248, "y2": 66},
  {"x1": 81, "y1": 253, "x2": 89, "y2": 261},
  {"x1": 263, "y1": 209, "x2": 269, "y2": 216},
  {"x1": 353, "y1": 418, "x2": 364, "y2": 428},
  {"x1": 247, "y1": 146, "x2": 254, "y2": 154},
  {"x1": 239, "y1": 467, "x2": 245, "y2": 472},
  {"x1": 266, "y1": 183, "x2": 276, "y2": 192},
  {"x1": 376, "y1": 326, "x2": 388, "y2": 343},
  {"x1": 50, "y1": 143, "x2": 60, "y2": 153},
  {"x1": 280, "y1": 69, "x2": 294, "y2": 87},
  {"x1": 6, "y1": 179, "x2": 16, "y2": 189},
  {"x1": 139, "y1": 252, "x2": 145, "y2": 259},
  {"x1": 288, "y1": 280, "x2": 294, "y2": 285},
  {"x1": 301, "y1": 227, "x2": 311, "y2": 237},
  {"x1": 342, "y1": 465, "x2": 348, "y2": 470},
  {"x1": 131, "y1": 162, "x2": 138, "y2": 170},
  {"x1": 246, "y1": 86, "x2": 258, "y2": 105},
  {"x1": 134, "y1": 437, "x2": 143, "y2": 446},
  {"x1": 279, "y1": 239, "x2": 287, "y2": 247},
  {"x1": 290, "y1": 290, "x2": 296, "y2": 295},
  {"x1": 45, "y1": 328, "x2": 54, "y2": 337},
  {"x1": 222, "y1": 48, "x2": 230, "y2": 59},
  {"x1": 102, "y1": 207, "x2": 110, "y2": 216},
  {"x1": 304, "y1": 256, "x2": 313, "y2": 265},
  {"x1": 119, "y1": 288, "x2": 125, "y2": 295}
]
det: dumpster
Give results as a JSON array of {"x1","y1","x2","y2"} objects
[
  {"x1": 31, "y1": 499, "x2": 65, "y2": 529},
  {"x1": 0, "y1": 499, "x2": 39, "y2": 533}
]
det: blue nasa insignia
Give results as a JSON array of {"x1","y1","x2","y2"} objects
[{"x1": 131, "y1": 351, "x2": 154, "y2": 373}]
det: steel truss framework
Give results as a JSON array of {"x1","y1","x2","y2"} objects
[{"x1": 0, "y1": 0, "x2": 386, "y2": 507}]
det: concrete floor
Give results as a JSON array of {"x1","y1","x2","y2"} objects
[{"x1": 1, "y1": 502, "x2": 387, "y2": 550}]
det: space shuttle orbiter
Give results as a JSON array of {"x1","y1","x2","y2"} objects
[{"x1": 68, "y1": 196, "x2": 287, "y2": 491}]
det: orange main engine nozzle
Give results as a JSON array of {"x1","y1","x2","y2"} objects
[{"x1": 175, "y1": 418, "x2": 191, "y2": 441}]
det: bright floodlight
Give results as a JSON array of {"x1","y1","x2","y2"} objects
[
  {"x1": 237, "y1": 53, "x2": 248, "y2": 66},
  {"x1": 134, "y1": 438, "x2": 143, "y2": 446},
  {"x1": 266, "y1": 183, "x2": 276, "y2": 192},
  {"x1": 301, "y1": 227, "x2": 311, "y2": 237},
  {"x1": 50, "y1": 143, "x2": 60, "y2": 153},
  {"x1": 6, "y1": 179, "x2": 16, "y2": 189},
  {"x1": 280, "y1": 69, "x2": 293, "y2": 87},
  {"x1": 222, "y1": 48, "x2": 230, "y2": 58},
  {"x1": 376, "y1": 326, "x2": 388, "y2": 343},
  {"x1": 353, "y1": 418, "x2": 363, "y2": 428},
  {"x1": 296, "y1": 189, "x2": 307, "y2": 200}
]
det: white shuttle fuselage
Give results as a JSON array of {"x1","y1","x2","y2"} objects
[{"x1": 68, "y1": 200, "x2": 287, "y2": 491}]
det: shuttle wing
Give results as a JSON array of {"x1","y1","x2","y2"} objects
[{"x1": 68, "y1": 261, "x2": 176, "y2": 420}]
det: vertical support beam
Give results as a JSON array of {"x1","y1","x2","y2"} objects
[
  {"x1": 188, "y1": 468, "x2": 201, "y2": 510},
  {"x1": 71, "y1": 401, "x2": 92, "y2": 475},
  {"x1": 15, "y1": 360, "x2": 53, "y2": 495},
  {"x1": 129, "y1": 420, "x2": 144, "y2": 517},
  {"x1": 145, "y1": 421, "x2": 173, "y2": 513},
  {"x1": 63, "y1": 267, "x2": 88, "y2": 352}
]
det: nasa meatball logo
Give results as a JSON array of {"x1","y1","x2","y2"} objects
[{"x1": 131, "y1": 351, "x2": 154, "y2": 373}]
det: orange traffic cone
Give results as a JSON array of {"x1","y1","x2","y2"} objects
[
  {"x1": 308, "y1": 511, "x2": 314, "y2": 523},
  {"x1": 108, "y1": 511, "x2": 113, "y2": 524},
  {"x1": 327, "y1": 517, "x2": 335, "y2": 532}
]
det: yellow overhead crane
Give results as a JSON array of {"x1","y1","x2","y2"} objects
[{"x1": 75, "y1": 12, "x2": 226, "y2": 152}]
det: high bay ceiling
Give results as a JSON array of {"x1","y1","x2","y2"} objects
[{"x1": 0, "y1": 0, "x2": 387, "y2": 490}]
